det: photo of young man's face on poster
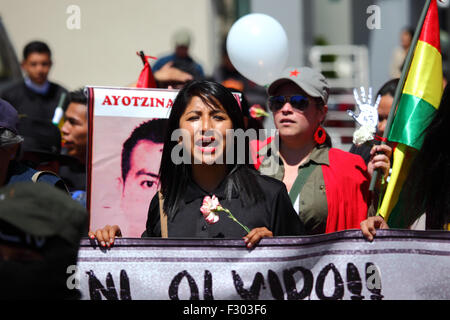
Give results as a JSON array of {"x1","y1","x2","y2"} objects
[{"x1": 87, "y1": 87, "x2": 176, "y2": 237}]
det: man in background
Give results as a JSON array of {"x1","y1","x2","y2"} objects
[
  {"x1": 60, "y1": 89, "x2": 88, "y2": 205},
  {"x1": 61, "y1": 89, "x2": 88, "y2": 167},
  {"x1": 390, "y1": 28, "x2": 414, "y2": 79},
  {"x1": 0, "y1": 41, "x2": 67, "y2": 122},
  {"x1": 152, "y1": 29, "x2": 204, "y2": 81}
]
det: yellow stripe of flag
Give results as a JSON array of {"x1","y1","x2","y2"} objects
[
  {"x1": 378, "y1": 144, "x2": 417, "y2": 221},
  {"x1": 403, "y1": 40, "x2": 443, "y2": 109}
]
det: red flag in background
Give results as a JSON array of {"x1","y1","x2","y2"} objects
[{"x1": 136, "y1": 51, "x2": 157, "y2": 88}]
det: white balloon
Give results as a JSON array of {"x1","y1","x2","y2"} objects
[{"x1": 226, "y1": 14, "x2": 289, "y2": 86}]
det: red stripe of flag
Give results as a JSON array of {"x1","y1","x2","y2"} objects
[{"x1": 419, "y1": 0, "x2": 441, "y2": 52}]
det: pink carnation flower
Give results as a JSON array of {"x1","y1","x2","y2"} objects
[
  {"x1": 200, "y1": 195, "x2": 220, "y2": 224},
  {"x1": 200, "y1": 195, "x2": 250, "y2": 232}
]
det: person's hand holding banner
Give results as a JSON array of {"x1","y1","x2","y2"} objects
[
  {"x1": 89, "y1": 225, "x2": 122, "y2": 247},
  {"x1": 360, "y1": 216, "x2": 389, "y2": 241}
]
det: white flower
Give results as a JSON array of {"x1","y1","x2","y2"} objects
[{"x1": 353, "y1": 126, "x2": 375, "y2": 146}]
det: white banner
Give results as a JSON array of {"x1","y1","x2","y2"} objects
[
  {"x1": 74, "y1": 229, "x2": 450, "y2": 300},
  {"x1": 91, "y1": 86, "x2": 177, "y2": 118}
]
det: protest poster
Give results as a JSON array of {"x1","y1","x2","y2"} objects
[
  {"x1": 86, "y1": 86, "x2": 243, "y2": 237},
  {"x1": 86, "y1": 86, "x2": 178, "y2": 237},
  {"x1": 74, "y1": 229, "x2": 450, "y2": 300}
]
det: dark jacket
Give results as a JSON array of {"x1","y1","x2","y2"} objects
[
  {"x1": 142, "y1": 166, "x2": 305, "y2": 238},
  {"x1": 0, "y1": 80, "x2": 67, "y2": 121},
  {"x1": 349, "y1": 140, "x2": 381, "y2": 165},
  {"x1": 6, "y1": 161, "x2": 68, "y2": 192}
]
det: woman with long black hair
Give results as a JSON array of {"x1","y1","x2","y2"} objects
[{"x1": 91, "y1": 80, "x2": 304, "y2": 247}]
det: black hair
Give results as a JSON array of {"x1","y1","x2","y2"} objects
[
  {"x1": 121, "y1": 119, "x2": 168, "y2": 182},
  {"x1": 159, "y1": 80, "x2": 264, "y2": 219},
  {"x1": 65, "y1": 89, "x2": 87, "y2": 115},
  {"x1": 23, "y1": 41, "x2": 51, "y2": 60},
  {"x1": 377, "y1": 78, "x2": 400, "y2": 98},
  {"x1": 68, "y1": 88, "x2": 87, "y2": 105},
  {"x1": 401, "y1": 84, "x2": 450, "y2": 229}
]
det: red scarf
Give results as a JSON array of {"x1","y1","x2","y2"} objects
[{"x1": 322, "y1": 148, "x2": 370, "y2": 233}]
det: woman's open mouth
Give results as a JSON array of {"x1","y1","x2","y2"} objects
[{"x1": 195, "y1": 136, "x2": 218, "y2": 153}]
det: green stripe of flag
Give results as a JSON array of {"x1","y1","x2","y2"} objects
[{"x1": 389, "y1": 94, "x2": 437, "y2": 150}]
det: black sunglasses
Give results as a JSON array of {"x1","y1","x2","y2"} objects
[{"x1": 268, "y1": 95, "x2": 310, "y2": 112}]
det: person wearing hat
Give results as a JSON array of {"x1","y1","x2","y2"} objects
[
  {"x1": 0, "y1": 98, "x2": 67, "y2": 190},
  {"x1": 151, "y1": 28, "x2": 205, "y2": 82},
  {"x1": 257, "y1": 67, "x2": 392, "y2": 235},
  {"x1": 0, "y1": 181, "x2": 88, "y2": 299}
]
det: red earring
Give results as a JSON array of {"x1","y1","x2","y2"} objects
[{"x1": 314, "y1": 126, "x2": 326, "y2": 144}]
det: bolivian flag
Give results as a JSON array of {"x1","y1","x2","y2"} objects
[{"x1": 379, "y1": 0, "x2": 443, "y2": 227}]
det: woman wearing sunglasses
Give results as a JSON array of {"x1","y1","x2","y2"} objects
[
  {"x1": 257, "y1": 67, "x2": 391, "y2": 235},
  {"x1": 90, "y1": 80, "x2": 305, "y2": 248}
]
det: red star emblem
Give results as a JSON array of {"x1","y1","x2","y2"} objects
[{"x1": 290, "y1": 69, "x2": 300, "y2": 77}]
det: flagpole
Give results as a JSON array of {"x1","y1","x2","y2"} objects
[
  {"x1": 369, "y1": 0, "x2": 433, "y2": 192},
  {"x1": 138, "y1": 50, "x2": 147, "y2": 66}
]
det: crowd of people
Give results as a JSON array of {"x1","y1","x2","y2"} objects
[{"x1": 0, "y1": 28, "x2": 449, "y2": 298}]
